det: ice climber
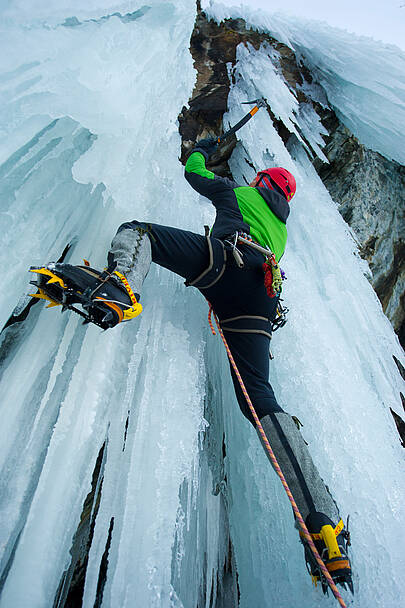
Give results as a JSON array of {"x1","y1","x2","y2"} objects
[{"x1": 30, "y1": 138, "x2": 353, "y2": 592}]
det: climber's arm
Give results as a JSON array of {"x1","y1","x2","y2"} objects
[{"x1": 184, "y1": 150, "x2": 238, "y2": 206}]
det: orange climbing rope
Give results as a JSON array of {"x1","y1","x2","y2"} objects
[{"x1": 208, "y1": 303, "x2": 347, "y2": 608}]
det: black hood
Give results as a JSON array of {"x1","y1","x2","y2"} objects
[{"x1": 255, "y1": 187, "x2": 290, "y2": 224}]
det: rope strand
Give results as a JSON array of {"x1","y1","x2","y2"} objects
[{"x1": 208, "y1": 303, "x2": 347, "y2": 608}]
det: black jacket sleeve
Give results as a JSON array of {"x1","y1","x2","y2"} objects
[{"x1": 184, "y1": 150, "x2": 239, "y2": 207}]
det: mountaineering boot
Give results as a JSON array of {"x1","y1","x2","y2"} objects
[
  {"x1": 303, "y1": 511, "x2": 353, "y2": 594},
  {"x1": 107, "y1": 226, "x2": 152, "y2": 301},
  {"x1": 257, "y1": 413, "x2": 353, "y2": 592},
  {"x1": 98, "y1": 225, "x2": 152, "y2": 327}
]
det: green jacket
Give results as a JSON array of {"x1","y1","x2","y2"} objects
[{"x1": 185, "y1": 151, "x2": 289, "y2": 261}]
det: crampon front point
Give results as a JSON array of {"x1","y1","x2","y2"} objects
[{"x1": 29, "y1": 262, "x2": 142, "y2": 329}]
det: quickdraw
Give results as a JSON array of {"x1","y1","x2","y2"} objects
[{"x1": 269, "y1": 299, "x2": 289, "y2": 359}]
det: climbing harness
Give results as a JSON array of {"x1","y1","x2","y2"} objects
[
  {"x1": 185, "y1": 232, "x2": 227, "y2": 290},
  {"x1": 207, "y1": 304, "x2": 348, "y2": 608},
  {"x1": 223, "y1": 232, "x2": 244, "y2": 268},
  {"x1": 221, "y1": 231, "x2": 289, "y2": 355}
]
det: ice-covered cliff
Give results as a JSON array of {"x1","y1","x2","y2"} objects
[{"x1": 0, "y1": 1, "x2": 404, "y2": 607}]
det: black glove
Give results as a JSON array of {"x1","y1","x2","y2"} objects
[{"x1": 194, "y1": 137, "x2": 218, "y2": 158}]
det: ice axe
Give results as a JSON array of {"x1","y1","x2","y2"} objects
[{"x1": 217, "y1": 98, "x2": 266, "y2": 144}]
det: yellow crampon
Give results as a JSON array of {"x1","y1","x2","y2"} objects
[
  {"x1": 29, "y1": 264, "x2": 143, "y2": 327},
  {"x1": 29, "y1": 267, "x2": 66, "y2": 288},
  {"x1": 29, "y1": 267, "x2": 67, "y2": 308},
  {"x1": 301, "y1": 519, "x2": 349, "y2": 588},
  {"x1": 28, "y1": 287, "x2": 62, "y2": 308}
]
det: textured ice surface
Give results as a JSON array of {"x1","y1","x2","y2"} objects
[
  {"x1": 0, "y1": 2, "x2": 208, "y2": 606},
  {"x1": 0, "y1": 1, "x2": 404, "y2": 607},
  {"x1": 221, "y1": 43, "x2": 405, "y2": 608},
  {"x1": 203, "y1": 1, "x2": 405, "y2": 165}
]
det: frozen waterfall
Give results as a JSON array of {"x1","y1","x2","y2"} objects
[{"x1": 0, "y1": 1, "x2": 404, "y2": 607}]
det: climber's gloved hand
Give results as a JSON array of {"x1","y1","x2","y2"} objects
[{"x1": 194, "y1": 137, "x2": 218, "y2": 158}]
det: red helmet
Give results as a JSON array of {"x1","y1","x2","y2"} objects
[{"x1": 256, "y1": 167, "x2": 296, "y2": 202}]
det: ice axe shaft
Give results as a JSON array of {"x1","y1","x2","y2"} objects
[{"x1": 217, "y1": 98, "x2": 265, "y2": 144}]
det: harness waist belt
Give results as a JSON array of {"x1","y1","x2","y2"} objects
[{"x1": 219, "y1": 314, "x2": 273, "y2": 339}]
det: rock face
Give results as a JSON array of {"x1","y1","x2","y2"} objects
[
  {"x1": 178, "y1": 5, "x2": 267, "y2": 175},
  {"x1": 314, "y1": 122, "x2": 405, "y2": 348}
]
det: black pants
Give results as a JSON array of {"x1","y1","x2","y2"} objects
[{"x1": 118, "y1": 221, "x2": 284, "y2": 424}]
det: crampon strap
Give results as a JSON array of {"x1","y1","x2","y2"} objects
[{"x1": 113, "y1": 270, "x2": 143, "y2": 321}]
